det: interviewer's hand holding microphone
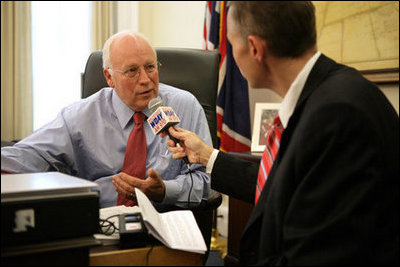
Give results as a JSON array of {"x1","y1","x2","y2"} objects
[
  {"x1": 160, "y1": 127, "x2": 213, "y2": 167},
  {"x1": 148, "y1": 97, "x2": 213, "y2": 168}
]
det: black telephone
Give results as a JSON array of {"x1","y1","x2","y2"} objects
[{"x1": 119, "y1": 212, "x2": 150, "y2": 248}]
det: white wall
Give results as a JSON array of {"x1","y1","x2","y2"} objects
[
  {"x1": 115, "y1": 1, "x2": 206, "y2": 47},
  {"x1": 116, "y1": 1, "x2": 139, "y2": 32},
  {"x1": 138, "y1": 1, "x2": 205, "y2": 49}
]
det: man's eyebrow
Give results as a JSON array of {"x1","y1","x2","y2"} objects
[
  {"x1": 124, "y1": 61, "x2": 155, "y2": 68},
  {"x1": 124, "y1": 64, "x2": 139, "y2": 69}
]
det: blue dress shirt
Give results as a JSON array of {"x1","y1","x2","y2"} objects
[{"x1": 1, "y1": 83, "x2": 212, "y2": 208}]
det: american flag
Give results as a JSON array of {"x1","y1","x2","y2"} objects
[{"x1": 204, "y1": 1, "x2": 251, "y2": 152}]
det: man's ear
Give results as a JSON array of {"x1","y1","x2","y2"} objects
[
  {"x1": 103, "y1": 68, "x2": 115, "y2": 88},
  {"x1": 247, "y1": 35, "x2": 267, "y2": 63}
]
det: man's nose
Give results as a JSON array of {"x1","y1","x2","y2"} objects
[{"x1": 137, "y1": 67, "x2": 151, "y2": 83}]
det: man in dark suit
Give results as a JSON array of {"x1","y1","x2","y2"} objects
[{"x1": 163, "y1": 1, "x2": 399, "y2": 265}]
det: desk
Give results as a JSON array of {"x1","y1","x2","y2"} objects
[
  {"x1": 1, "y1": 236, "x2": 100, "y2": 266},
  {"x1": 2, "y1": 238, "x2": 203, "y2": 266},
  {"x1": 224, "y1": 152, "x2": 260, "y2": 266},
  {"x1": 90, "y1": 244, "x2": 204, "y2": 266}
]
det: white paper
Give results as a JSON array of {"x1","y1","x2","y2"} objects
[
  {"x1": 160, "y1": 210, "x2": 207, "y2": 253},
  {"x1": 135, "y1": 188, "x2": 206, "y2": 254}
]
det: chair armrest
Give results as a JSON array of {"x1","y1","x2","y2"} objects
[
  {"x1": 1, "y1": 140, "x2": 17, "y2": 147},
  {"x1": 204, "y1": 190, "x2": 223, "y2": 210}
]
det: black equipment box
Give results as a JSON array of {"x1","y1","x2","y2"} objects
[{"x1": 1, "y1": 172, "x2": 100, "y2": 247}]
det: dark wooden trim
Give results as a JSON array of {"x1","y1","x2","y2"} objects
[{"x1": 360, "y1": 68, "x2": 399, "y2": 85}]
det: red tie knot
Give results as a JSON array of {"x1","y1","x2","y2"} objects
[{"x1": 134, "y1": 112, "x2": 146, "y2": 125}]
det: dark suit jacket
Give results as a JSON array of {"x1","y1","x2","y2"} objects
[{"x1": 211, "y1": 54, "x2": 399, "y2": 265}]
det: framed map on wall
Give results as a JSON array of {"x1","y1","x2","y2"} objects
[{"x1": 314, "y1": 1, "x2": 398, "y2": 73}]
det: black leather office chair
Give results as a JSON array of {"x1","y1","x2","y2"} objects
[
  {"x1": 81, "y1": 48, "x2": 223, "y2": 255},
  {"x1": 1, "y1": 140, "x2": 16, "y2": 147}
]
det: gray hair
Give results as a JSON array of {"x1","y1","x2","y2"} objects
[{"x1": 102, "y1": 30, "x2": 156, "y2": 69}]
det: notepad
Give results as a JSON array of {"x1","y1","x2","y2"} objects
[{"x1": 135, "y1": 188, "x2": 207, "y2": 254}]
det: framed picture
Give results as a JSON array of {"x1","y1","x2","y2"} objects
[{"x1": 251, "y1": 103, "x2": 281, "y2": 153}]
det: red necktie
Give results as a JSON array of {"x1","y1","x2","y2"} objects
[
  {"x1": 117, "y1": 112, "x2": 147, "y2": 206},
  {"x1": 255, "y1": 115, "x2": 283, "y2": 204}
]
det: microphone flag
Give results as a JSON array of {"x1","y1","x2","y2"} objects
[{"x1": 147, "y1": 106, "x2": 180, "y2": 135}]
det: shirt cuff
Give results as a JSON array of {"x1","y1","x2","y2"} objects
[
  {"x1": 162, "y1": 180, "x2": 180, "y2": 204},
  {"x1": 206, "y1": 149, "x2": 219, "y2": 174}
]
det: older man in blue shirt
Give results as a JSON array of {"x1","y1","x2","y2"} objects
[{"x1": 1, "y1": 31, "x2": 212, "y2": 209}]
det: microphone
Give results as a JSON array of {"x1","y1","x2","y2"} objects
[{"x1": 147, "y1": 98, "x2": 191, "y2": 168}]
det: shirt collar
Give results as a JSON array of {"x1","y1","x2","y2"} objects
[
  {"x1": 279, "y1": 51, "x2": 321, "y2": 128},
  {"x1": 111, "y1": 90, "x2": 153, "y2": 129}
]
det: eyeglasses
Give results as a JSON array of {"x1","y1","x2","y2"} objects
[{"x1": 108, "y1": 61, "x2": 161, "y2": 79}]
